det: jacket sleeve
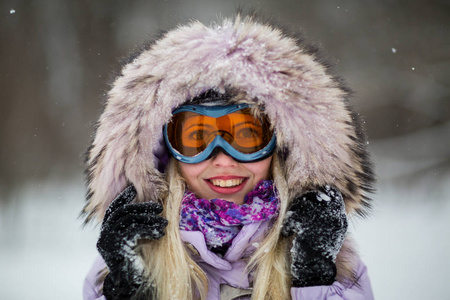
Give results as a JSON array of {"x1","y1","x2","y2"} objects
[
  {"x1": 83, "y1": 256, "x2": 107, "y2": 300},
  {"x1": 290, "y1": 259, "x2": 374, "y2": 300}
]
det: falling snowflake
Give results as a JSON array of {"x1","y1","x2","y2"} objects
[{"x1": 10, "y1": 9, "x2": 16, "y2": 14}]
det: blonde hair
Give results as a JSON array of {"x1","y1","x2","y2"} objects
[{"x1": 136, "y1": 154, "x2": 292, "y2": 299}]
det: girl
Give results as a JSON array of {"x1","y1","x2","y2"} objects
[{"x1": 83, "y1": 15, "x2": 375, "y2": 300}]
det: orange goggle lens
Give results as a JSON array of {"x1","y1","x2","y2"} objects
[{"x1": 166, "y1": 108, "x2": 273, "y2": 157}]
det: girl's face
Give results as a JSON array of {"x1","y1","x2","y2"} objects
[{"x1": 179, "y1": 152, "x2": 272, "y2": 205}]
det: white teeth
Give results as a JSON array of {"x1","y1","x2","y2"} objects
[{"x1": 211, "y1": 178, "x2": 244, "y2": 187}]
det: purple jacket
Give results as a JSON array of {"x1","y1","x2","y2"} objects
[{"x1": 83, "y1": 220, "x2": 374, "y2": 300}]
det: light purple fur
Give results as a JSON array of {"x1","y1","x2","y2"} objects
[
  {"x1": 83, "y1": 15, "x2": 375, "y2": 282},
  {"x1": 85, "y1": 17, "x2": 372, "y2": 220}
]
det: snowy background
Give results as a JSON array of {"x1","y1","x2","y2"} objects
[{"x1": 1, "y1": 1, "x2": 449, "y2": 299}]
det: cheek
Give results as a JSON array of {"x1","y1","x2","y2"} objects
[
  {"x1": 178, "y1": 162, "x2": 206, "y2": 185},
  {"x1": 259, "y1": 164, "x2": 271, "y2": 180},
  {"x1": 247, "y1": 157, "x2": 272, "y2": 180}
]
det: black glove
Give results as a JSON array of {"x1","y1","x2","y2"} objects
[
  {"x1": 97, "y1": 185, "x2": 168, "y2": 299},
  {"x1": 282, "y1": 186, "x2": 348, "y2": 287}
]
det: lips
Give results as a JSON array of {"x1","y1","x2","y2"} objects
[{"x1": 205, "y1": 176, "x2": 248, "y2": 195}]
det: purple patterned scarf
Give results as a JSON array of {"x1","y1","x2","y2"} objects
[{"x1": 179, "y1": 180, "x2": 279, "y2": 252}]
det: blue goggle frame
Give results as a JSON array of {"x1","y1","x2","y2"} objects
[{"x1": 163, "y1": 104, "x2": 276, "y2": 164}]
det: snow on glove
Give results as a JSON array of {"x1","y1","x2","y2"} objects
[
  {"x1": 281, "y1": 186, "x2": 348, "y2": 287},
  {"x1": 97, "y1": 185, "x2": 168, "y2": 300}
]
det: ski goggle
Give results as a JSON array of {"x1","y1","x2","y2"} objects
[{"x1": 164, "y1": 104, "x2": 276, "y2": 163}]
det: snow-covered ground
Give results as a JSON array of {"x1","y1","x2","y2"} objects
[
  {"x1": 352, "y1": 184, "x2": 450, "y2": 299},
  {"x1": 1, "y1": 166, "x2": 449, "y2": 299},
  {"x1": 0, "y1": 177, "x2": 99, "y2": 299}
]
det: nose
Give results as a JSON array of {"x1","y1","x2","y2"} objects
[{"x1": 211, "y1": 151, "x2": 238, "y2": 167}]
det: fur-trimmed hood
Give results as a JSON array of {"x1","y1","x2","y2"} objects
[{"x1": 83, "y1": 15, "x2": 374, "y2": 224}]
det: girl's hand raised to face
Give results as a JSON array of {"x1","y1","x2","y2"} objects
[
  {"x1": 97, "y1": 185, "x2": 168, "y2": 300},
  {"x1": 282, "y1": 186, "x2": 348, "y2": 287}
]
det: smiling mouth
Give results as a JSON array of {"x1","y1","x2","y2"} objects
[{"x1": 210, "y1": 178, "x2": 245, "y2": 187}]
